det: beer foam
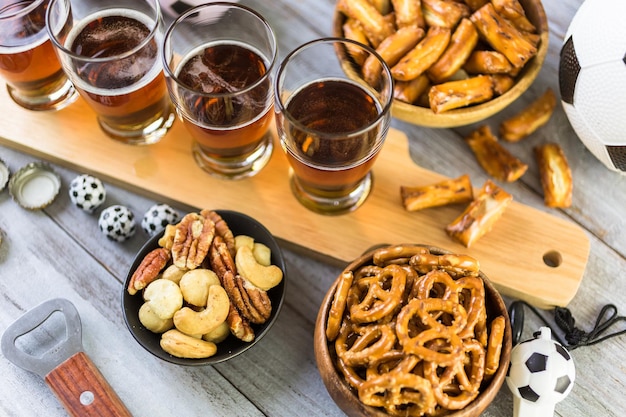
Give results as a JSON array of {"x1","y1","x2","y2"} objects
[{"x1": 64, "y1": 8, "x2": 162, "y2": 96}]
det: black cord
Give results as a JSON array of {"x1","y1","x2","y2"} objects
[{"x1": 508, "y1": 300, "x2": 626, "y2": 350}]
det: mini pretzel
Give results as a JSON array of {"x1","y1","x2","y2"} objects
[
  {"x1": 410, "y1": 252, "x2": 480, "y2": 277},
  {"x1": 335, "y1": 323, "x2": 397, "y2": 367},
  {"x1": 485, "y1": 315, "x2": 506, "y2": 375},
  {"x1": 412, "y1": 269, "x2": 460, "y2": 301},
  {"x1": 454, "y1": 276, "x2": 486, "y2": 339},
  {"x1": 373, "y1": 244, "x2": 430, "y2": 266},
  {"x1": 358, "y1": 372, "x2": 438, "y2": 416},
  {"x1": 398, "y1": 324, "x2": 465, "y2": 367},
  {"x1": 326, "y1": 271, "x2": 354, "y2": 341},
  {"x1": 411, "y1": 298, "x2": 469, "y2": 334},
  {"x1": 349, "y1": 264, "x2": 407, "y2": 324},
  {"x1": 336, "y1": 355, "x2": 367, "y2": 390},
  {"x1": 365, "y1": 352, "x2": 419, "y2": 380},
  {"x1": 424, "y1": 338, "x2": 485, "y2": 409}
]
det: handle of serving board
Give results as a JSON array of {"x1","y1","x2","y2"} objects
[{"x1": 44, "y1": 351, "x2": 132, "y2": 417}]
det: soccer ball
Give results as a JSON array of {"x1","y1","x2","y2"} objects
[
  {"x1": 506, "y1": 327, "x2": 575, "y2": 417},
  {"x1": 68, "y1": 174, "x2": 106, "y2": 213},
  {"x1": 141, "y1": 203, "x2": 180, "y2": 236},
  {"x1": 98, "y1": 205, "x2": 136, "y2": 242},
  {"x1": 559, "y1": 0, "x2": 626, "y2": 174}
]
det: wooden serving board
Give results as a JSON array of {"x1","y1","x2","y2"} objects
[{"x1": 0, "y1": 89, "x2": 590, "y2": 308}]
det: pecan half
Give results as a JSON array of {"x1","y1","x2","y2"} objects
[
  {"x1": 223, "y1": 271, "x2": 272, "y2": 324},
  {"x1": 202, "y1": 210, "x2": 237, "y2": 258},
  {"x1": 127, "y1": 247, "x2": 170, "y2": 295},
  {"x1": 211, "y1": 236, "x2": 272, "y2": 325},
  {"x1": 227, "y1": 304, "x2": 255, "y2": 342},
  {"x1": 172, "y1": 213, "x2": 215, "y2": 270},
  {"x1": 208, "y1": 235, "x2": 236, "y2": 279}
]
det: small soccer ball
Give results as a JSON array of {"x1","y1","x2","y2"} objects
[
  {"x1": 98, "y1": 205, "x2": 136, "y2": 242},
  {"x1": 559, "y1": 0, "x2": 626, "y2": 174},
  {"x1": 141, "y1": 203, "x2": 180, "y2": 236},
  {"x1": 69, "y1": 174, "x2": 106, "y2": 213},
  {"x1": 506, "y1": 327, "x2": 575, "y2": 417}
]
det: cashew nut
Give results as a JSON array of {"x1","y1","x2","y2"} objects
[
  {"x1": 179, "y1": 268, "x2": 221, "y2": 307},
  {"x1": 253, "y1": 242, "x2": 272, "y2": 266},
  {"x1": 158, "y1": 224, "x2": 177, "y2": 250},
  {"x1": 202, "y1": 321, "x2": 230, "y2": 344},
  {"x1": 235, "y1": 235, "x2": 272, "y2": 266},
  {"x1": 160, "y1": 329, "x2": 217, "y2": 358},
  {"x1": 173, "y1": 284, "x2": 230, "y2": 335},
  {"x1": 162, "y1": 264, "x2": 186, "y2": 284},
  {"x1": 143, "y1": 279, "x2": 183, "y2": 320},
  {"x1": 235, "y1": 245, "x2": 283, "y2": 291},
  {"x1": 234, "y1": 235, "x2": 255, "y2": 251},
  {"x1": 138, "y1": 302, "x2": 174, "y2": 333}
]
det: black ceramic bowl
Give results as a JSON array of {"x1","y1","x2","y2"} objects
[{"x1": 122, "y1": 210, "x2": 287, "y2": 365}]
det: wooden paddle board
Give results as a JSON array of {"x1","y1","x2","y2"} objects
[{"x1": 0, "y1": 90, "x2": 590, "y2": 308}]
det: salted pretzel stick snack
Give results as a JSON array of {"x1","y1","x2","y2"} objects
[
  {"x1": 499, "y1": 88, "x2": 557, "y2": 142},
  {"x1": 323, "y1": 244, "x2": 510, "y2": 416}
]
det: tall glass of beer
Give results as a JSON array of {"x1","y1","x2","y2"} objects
[
  {"x1": 0, "y1": 0, "x2": 77, "y2": 111},
  {"x1": 162, "y1": 3, "x2": 277, "y2": 179},
  {"x1": 46, "y1": 0, "x2": 175, "y2": 145},
  {"x1": 275, "y1": 38, "x2": 393, "y2": 215}
]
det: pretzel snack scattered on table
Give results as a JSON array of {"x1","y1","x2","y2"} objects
[{"x1": 326, "y1": 245, "x2": 505, "y2": 416}]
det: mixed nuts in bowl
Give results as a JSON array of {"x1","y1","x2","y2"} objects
[{"x1": 122, "y1": 209, "x2": 286, "y2": 365}]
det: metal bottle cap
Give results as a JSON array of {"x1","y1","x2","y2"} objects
[{"x1": 8, "y1": 162, "x2": 61, "y2": 210}]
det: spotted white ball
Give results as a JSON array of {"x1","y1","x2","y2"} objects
[
  {"x1": 98, "y1": 205, "x2": 136, "y2": 242},
  {"x1": 506, "y1": 327, "x2": 575, "y2": 416},
  {"x1": 559, "y1": 0, "x2": 626, "y2": 173},
  {"x1": 69, "y1": 174, "x2": 106, "y2": 213},
  {"x1": 141, "y1": 203, "x2": 180, "y2": 236}
]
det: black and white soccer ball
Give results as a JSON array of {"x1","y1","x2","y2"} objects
[
  {"x1": 98, "y1": 205, "x2": 136, "y2": 242},
  {"x1": 559, "y1": 0, "x2": 626, "y2": 174},
  {"x1": 141, "y1": 203, "x2": 180, "y2": 236},
  {"x1": 506, "y1": 327, "x2": 575, "y2": 415},
  {"x1": 68, "y1": 174, "x2": 106, "y2": 213}
]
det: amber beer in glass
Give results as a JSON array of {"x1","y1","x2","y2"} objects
[
  {"x1": 275, "y1": 38, "x2": 393, "y2": 215},
  {"x1": 0, "y1": 0, "x2": 77, "y2": 111},
  {"x1": 46, "y1": 0, "x2": 174, "y2": 144},
  {"x1": 163, "y1": 3, "x2": 277, "y2": 179}
]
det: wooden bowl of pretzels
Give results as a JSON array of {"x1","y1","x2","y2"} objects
[
  {"x1": 333, "y1": 0, "x2": 549, "y2": 128},
  {"x1": 123, "y1": 209, "x2": 286, "y2": 365},
  {"x1": 314, "y1": 244, "x2": 512, "y2": 417}
]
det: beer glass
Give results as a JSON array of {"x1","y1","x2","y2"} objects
[
  {"x1": 275, "y1": 38, "x2": 393, "y2": 215},
  {"x1": 0, "y1": 0, "x2": 77, "y2": 111},
  {"x1": 46, "y1": 0, "x2": 175, "y2": 145},
  {"x1": 162, "y1": 3, "x2": 277, "y2": 179}
]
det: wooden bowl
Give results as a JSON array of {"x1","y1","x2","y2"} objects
[
  {"x1": 314, "y1": 244, "x2": 512, "y2": 417},
  {"x1": 332, "y1": 0, "x2": 549, "y2": 128}
]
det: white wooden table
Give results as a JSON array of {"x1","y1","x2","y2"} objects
[{"x1": 1, "y1": 0, "x2": 625, "y2": 416}]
